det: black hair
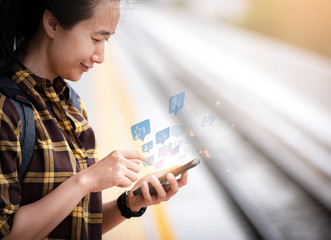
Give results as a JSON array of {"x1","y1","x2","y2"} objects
[{"x1": 0, "y1": 0, "x2": 103, "y2": 74}]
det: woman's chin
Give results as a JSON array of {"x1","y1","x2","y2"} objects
[{"x1": 64, "y1": 73, "x2": 83, "y2": 82}]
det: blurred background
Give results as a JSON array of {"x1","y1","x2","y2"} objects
[{"x1": 71, "y1": 0, "x2": 331, "y2": 239}]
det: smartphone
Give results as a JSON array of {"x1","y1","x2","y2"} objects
[{"x1": 133, "y1": 158, "x2": 200, "y2": 196}]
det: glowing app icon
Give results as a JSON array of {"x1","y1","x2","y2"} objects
[
  {"x1": 158, "y1": 145, "x2": 168, "y2": 157},
  {"x1": 155, "y1": 159, "x2": 165, "y2": 169},
  {"x1": 173, "y1": 140, "x2": 183, "y2": 147},
  {"x1": 169, "y1": 92, "x2": 185, "y2": 116},
  {"x1": 131, "y1": 119, "x2": 151, "y2": 141},
  {"x1": 171, "y1": 125, "x2": 186, "y2": 138},
  {"x1": 170, "y1": 145, "x2": 180, "y2": 156},
  {"x1": 158, "y1": 142, "x2": 172, "y2": 157},
  {"x1": 142, "y1": 141, "x2": 153, "y2": 153},
  {"x1": 186, "y1": 135, "x2": 197, "y2": 144},
  {"x1": 156, "y1": 127, "x2": 170, "y2": 145},
  {"x1": 143, "y1": 155, "x2": 154, "y2": 167},
  {"x1": 201, "y1": 115, "x2": 216, "y2": 128}
]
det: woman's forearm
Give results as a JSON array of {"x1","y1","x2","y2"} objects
[
  {"x1": 102, "y1": 200, "x2": 126, "y2": 234},
  {"x1": 4, "y1": 173, "x2": 89, "y2": 240},
  {"x1": 4, "y1": 150, "x2": 144, "y2": 239}
]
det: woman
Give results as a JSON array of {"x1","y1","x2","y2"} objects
[{"x1": 0, "y1": 0, "x2": 188, "y2": 239}]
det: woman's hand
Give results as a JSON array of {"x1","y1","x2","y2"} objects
[
  {"x1": 78, "y1": 150, "x2": 144, "y2": 193},
  {"x1": 125, "y1": 168, "x2": 189, "y2": 212}
]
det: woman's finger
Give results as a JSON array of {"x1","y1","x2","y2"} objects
[
  {"x1": 115, "y1": 150, "x2": 145, "y2": 161},
  {"x1": 124, "y1": 169, "x2": 139, "y2": 182},
  {"x1": 166, "y1": 173, "x2": 179, "y2": 194},
  {"x1": 163, "y1": 171, "x2": 187, "y2": 194},
  {"x1": 151, "y1": 175, "x2": 167, "y2": 200},
  {"x1": 126, "y1": 160, "x2": 141, "y2": 173},
  {"x1": 141, "y1": 181, "x2": 153, "y2": 204},
  {"x1": 117, "y1": 176, "x2": 133, "y2": 188},
  {"x1": 177, "y1": 171, "x2": 188, "y2": 187}
]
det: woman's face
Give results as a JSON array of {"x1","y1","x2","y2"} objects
[{"x1": 48, "y1": 1, "x2": 120, "y2": 81}]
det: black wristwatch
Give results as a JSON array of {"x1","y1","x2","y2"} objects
[{"x1": 117, "y1": 191, "x2": 147, "y2": 219}]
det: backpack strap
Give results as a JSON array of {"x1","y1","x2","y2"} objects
[
  {"x1": 0, "y1": 76, "x2": 81, "y2": 182},
  {"x1": 0, "y1": 74, "x2": 35, "y2": 182},
  {"x1": 67, "y1": 84, "x2": 81, "y2": 113}
]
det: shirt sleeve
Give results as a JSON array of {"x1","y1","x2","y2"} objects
[{"x1": 0, "y1": 94, "x2": 22, "y2": 238}]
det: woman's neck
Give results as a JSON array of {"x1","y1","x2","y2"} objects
[{"x1": 19, "y1": 33, "x2": 57, "y2": 82}]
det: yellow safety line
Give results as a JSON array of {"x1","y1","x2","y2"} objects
[
  {"x1": 91, "y1": 41, "x2": 176, "y2": 240},
  {"x1": 152, "y1": 204, "x2": 176, "y2": 240}
]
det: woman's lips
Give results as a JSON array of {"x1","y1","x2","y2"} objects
[{"x1": 81, "y1": 63, "x2": 91, "y2": 72}]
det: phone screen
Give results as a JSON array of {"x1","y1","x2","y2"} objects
[{"x1": 133, "y1": 158, "x2": 200, "y2": 196}]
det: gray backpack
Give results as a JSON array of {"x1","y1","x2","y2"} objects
[{"x1": 0, "y1": 74, "x2": 81, "y2": 182}]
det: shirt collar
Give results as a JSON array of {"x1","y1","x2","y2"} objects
[{"x1": 10, "y1": 62, "x2": 69, "y2": 97}]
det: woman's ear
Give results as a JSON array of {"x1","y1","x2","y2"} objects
[{"x1": 43, "y1": 9, "x2": 59, "y2": 38}]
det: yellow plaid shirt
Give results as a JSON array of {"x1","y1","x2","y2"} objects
[{"x1": 0, "y1": 63, "x2": 102, "y2": 239}]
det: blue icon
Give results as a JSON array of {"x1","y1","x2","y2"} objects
[
  {"x1": 131, "y1": 119, "x2": 151, "y2": 141},
  {"x1": 143, "y1": 155, "x2": 154, "y2": 167},
  {"x1": 173, "y1": 140, "x2": 183, "y2": 147},
  {"x1": 158, "y1": 142, "x2": 172, "y2": 157},
  {"x1": 171, "y1": 125, "x2": 186, "y2": 138},
  {"x1": 186, "y1": 135, "x2": 197, "y2": 144},
  {"x1": 156, "y1": 127, "x2": 170, "y2": 145},
  {"x1": 170, "y1": 145, "x2": 180, "y2": 156},
  {"x1": 158, "y1": 145, "x2": 169, "y2": 157},
  {"x1": 169, "y1": 92, "x2": 185, "y2": 116},
  {"x1": 201, "y1": 115, "x2": 216, "y2": 128},
  {"x1": 142, "y1": 141, "x2": 153, "y2": 153}
]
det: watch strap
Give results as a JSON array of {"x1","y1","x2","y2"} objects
[{"x1": 117, "y1": 191, "x2": 147, "y2": 219}]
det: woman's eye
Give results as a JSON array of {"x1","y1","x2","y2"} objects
[{"x1": 93, "y1": 38, "x2": 102, "y2": 44}]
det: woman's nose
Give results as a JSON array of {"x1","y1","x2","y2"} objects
[{"x1": 91, "y1": 45, "x2": 105, "y2": 64}]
